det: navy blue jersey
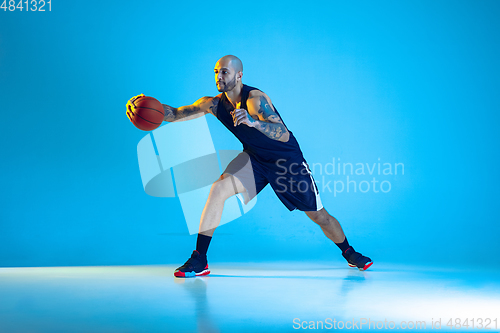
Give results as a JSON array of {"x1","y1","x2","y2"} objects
[{"x1": 216, "y1": 84, "x2": 304, "y2": 166}]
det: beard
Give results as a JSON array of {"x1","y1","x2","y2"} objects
[{"x1": 217, "y1": 74, "x2": 237, "y2": 92}]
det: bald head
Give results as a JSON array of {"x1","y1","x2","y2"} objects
[
  {"x1": 214, "y1": 55, "x2": 243, "y2": 92},
  {"x1": 217, "y1": 55, "x2": 243, "y2": 73}
]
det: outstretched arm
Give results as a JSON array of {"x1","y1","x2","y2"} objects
[
  {"x1": 231, "y1": 91, "x2": 290, "y2": 142},
  {"x1": 163, "y1": 94, "x2": 221, "y2": 122}
]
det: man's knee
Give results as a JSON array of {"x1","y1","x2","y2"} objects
[
  {"x1": 306, "y1": 208, "x2": 330, "y2": 226},
  {"x1": 209, "y1": 174, "x2": 238, "y2": 200}
]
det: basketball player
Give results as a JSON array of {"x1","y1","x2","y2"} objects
[{"x1": 134, "y1": 55, "x2": 372, "y2": 277}]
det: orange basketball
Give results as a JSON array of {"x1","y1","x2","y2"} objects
[{"x1": 126, "y1": 94, "x2": 164, "y2": 131}]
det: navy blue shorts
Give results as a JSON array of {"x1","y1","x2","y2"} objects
[{"x1": 223, "y1": 152, "x2": 323, "y2": 212}]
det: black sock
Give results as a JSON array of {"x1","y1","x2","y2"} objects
[
  {"x1": 196, "y1": 233, "x2": 212, "y2": 257},
  {"x1": 335, "y1": 237, "x2": 351, "y2": 253}
]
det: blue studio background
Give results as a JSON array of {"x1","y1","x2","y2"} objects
[{"x1": 0, "y1": 0, "x2": 499, "y2": 268}]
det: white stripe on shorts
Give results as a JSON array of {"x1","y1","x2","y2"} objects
[{"x1": 302, "y1": 162, "x2": 323, "y2": 211}]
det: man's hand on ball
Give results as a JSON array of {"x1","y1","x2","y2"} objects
[
  {"x1": 127, "y1": 93, "x2": 145, "y2": 110},
  {"x1": 126, "y1": 93, "x2": 145, "y2": 122},
  {"x1": 128, "y1": 93, "x2": 145, "y2": 104},
  {"x1": 231, "y1": 107, "x2": 256, "y2": 127}
]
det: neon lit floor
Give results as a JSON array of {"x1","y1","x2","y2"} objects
[{"x1": 1, "y1": 262, "x2": 499, "y2": 332}]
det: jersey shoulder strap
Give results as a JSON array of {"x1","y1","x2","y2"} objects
[{"x1": 241, "y1": 84, "x2": 260, "y2": 110}]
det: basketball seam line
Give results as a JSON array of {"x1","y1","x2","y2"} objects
[
  {"x1": 135, "y1": 106, "x2": 164, "y2": 114},
  {"x1": 132, "y1": 97, "x2": 156, "y2": 106},
  {"x1": 134, "y1": 112, "x2": 162, "y2": 125}
]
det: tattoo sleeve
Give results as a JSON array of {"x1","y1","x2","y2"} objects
[
  {"x1": 162, "y1": 96, "x2": 218, "y2": 122},
  {"x1": 249, "y1": 95, "x2": 289, "y2": 142},
  {"x1": 163, "y1": 104, "x2": 176, "y2": 122},
  {"x1": 208, "y1": 97, "x2": 219, "y2": 116}
]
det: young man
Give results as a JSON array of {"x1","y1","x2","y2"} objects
[{"x1": 140, "y1": 55, "x2": 372, "y2": 277}]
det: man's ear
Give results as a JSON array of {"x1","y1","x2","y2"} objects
[{"x1": 237, "y1": 71, "x2": 243, "y2": 81}]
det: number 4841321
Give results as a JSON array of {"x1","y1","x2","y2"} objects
[{"x1": 1, "y1": 0, "x2": 51, "y2": 11}]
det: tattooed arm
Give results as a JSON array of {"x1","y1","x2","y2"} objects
[
  {"x1": 163, "y1": 94, "x2": 221, "y2": 122},
  {"x1": 231, "y1": 91, "x2": 290, "y2": 142}
]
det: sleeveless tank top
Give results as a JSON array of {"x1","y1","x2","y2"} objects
[{"x1": 216, "y1": 84, "x2": 304, "y2": 167}]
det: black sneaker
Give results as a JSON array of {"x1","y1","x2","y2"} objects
[
  {"x1": 174, "y1": 250, "x2": 210, "y2": 278},
  {"x1": 342, "y1": 246, "x2": 373, "y2": 271}
]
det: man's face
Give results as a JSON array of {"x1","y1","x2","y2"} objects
[{"x1": 214, "y1": 61, "x2": 238, "y2": 92}]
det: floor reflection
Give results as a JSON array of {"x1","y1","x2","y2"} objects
[
  {"x1": 0, "y1": 263, "x2": 499, "y2": 332},
  {"x1": 174, "y1": 276, "x2": 220, "y2": 333}
]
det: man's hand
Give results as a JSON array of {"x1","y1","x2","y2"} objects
[
  {"x1": 127, "y1": 93, "x2": 145, "y2": 104},
  {"x1": 126, "y1": 93, "x2": 145, "y2": 122},
  {"x1": 231, "y1": 102, "x2": 256, "y2": 127}
]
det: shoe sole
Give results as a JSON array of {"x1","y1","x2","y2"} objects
[
  {"x1": 174, "y1": 269, "x2": 210, "y2": 278},
  {"x1": 348, "y1": 261, "x2": 373, "y2": 271}
]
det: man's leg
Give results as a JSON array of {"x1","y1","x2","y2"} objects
[
  {"x1": 199, "y1": 173, "x2": 247, "y2": 236},
  {"x1": 305, "y1": 208, "x2": 373, "y2": 271},
  {"x1": 174, "y1": 173, "x2": 246, "y2": 277},
  {"x1": 305, "y1": 208, "x2": 346, "y2": 244}
]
